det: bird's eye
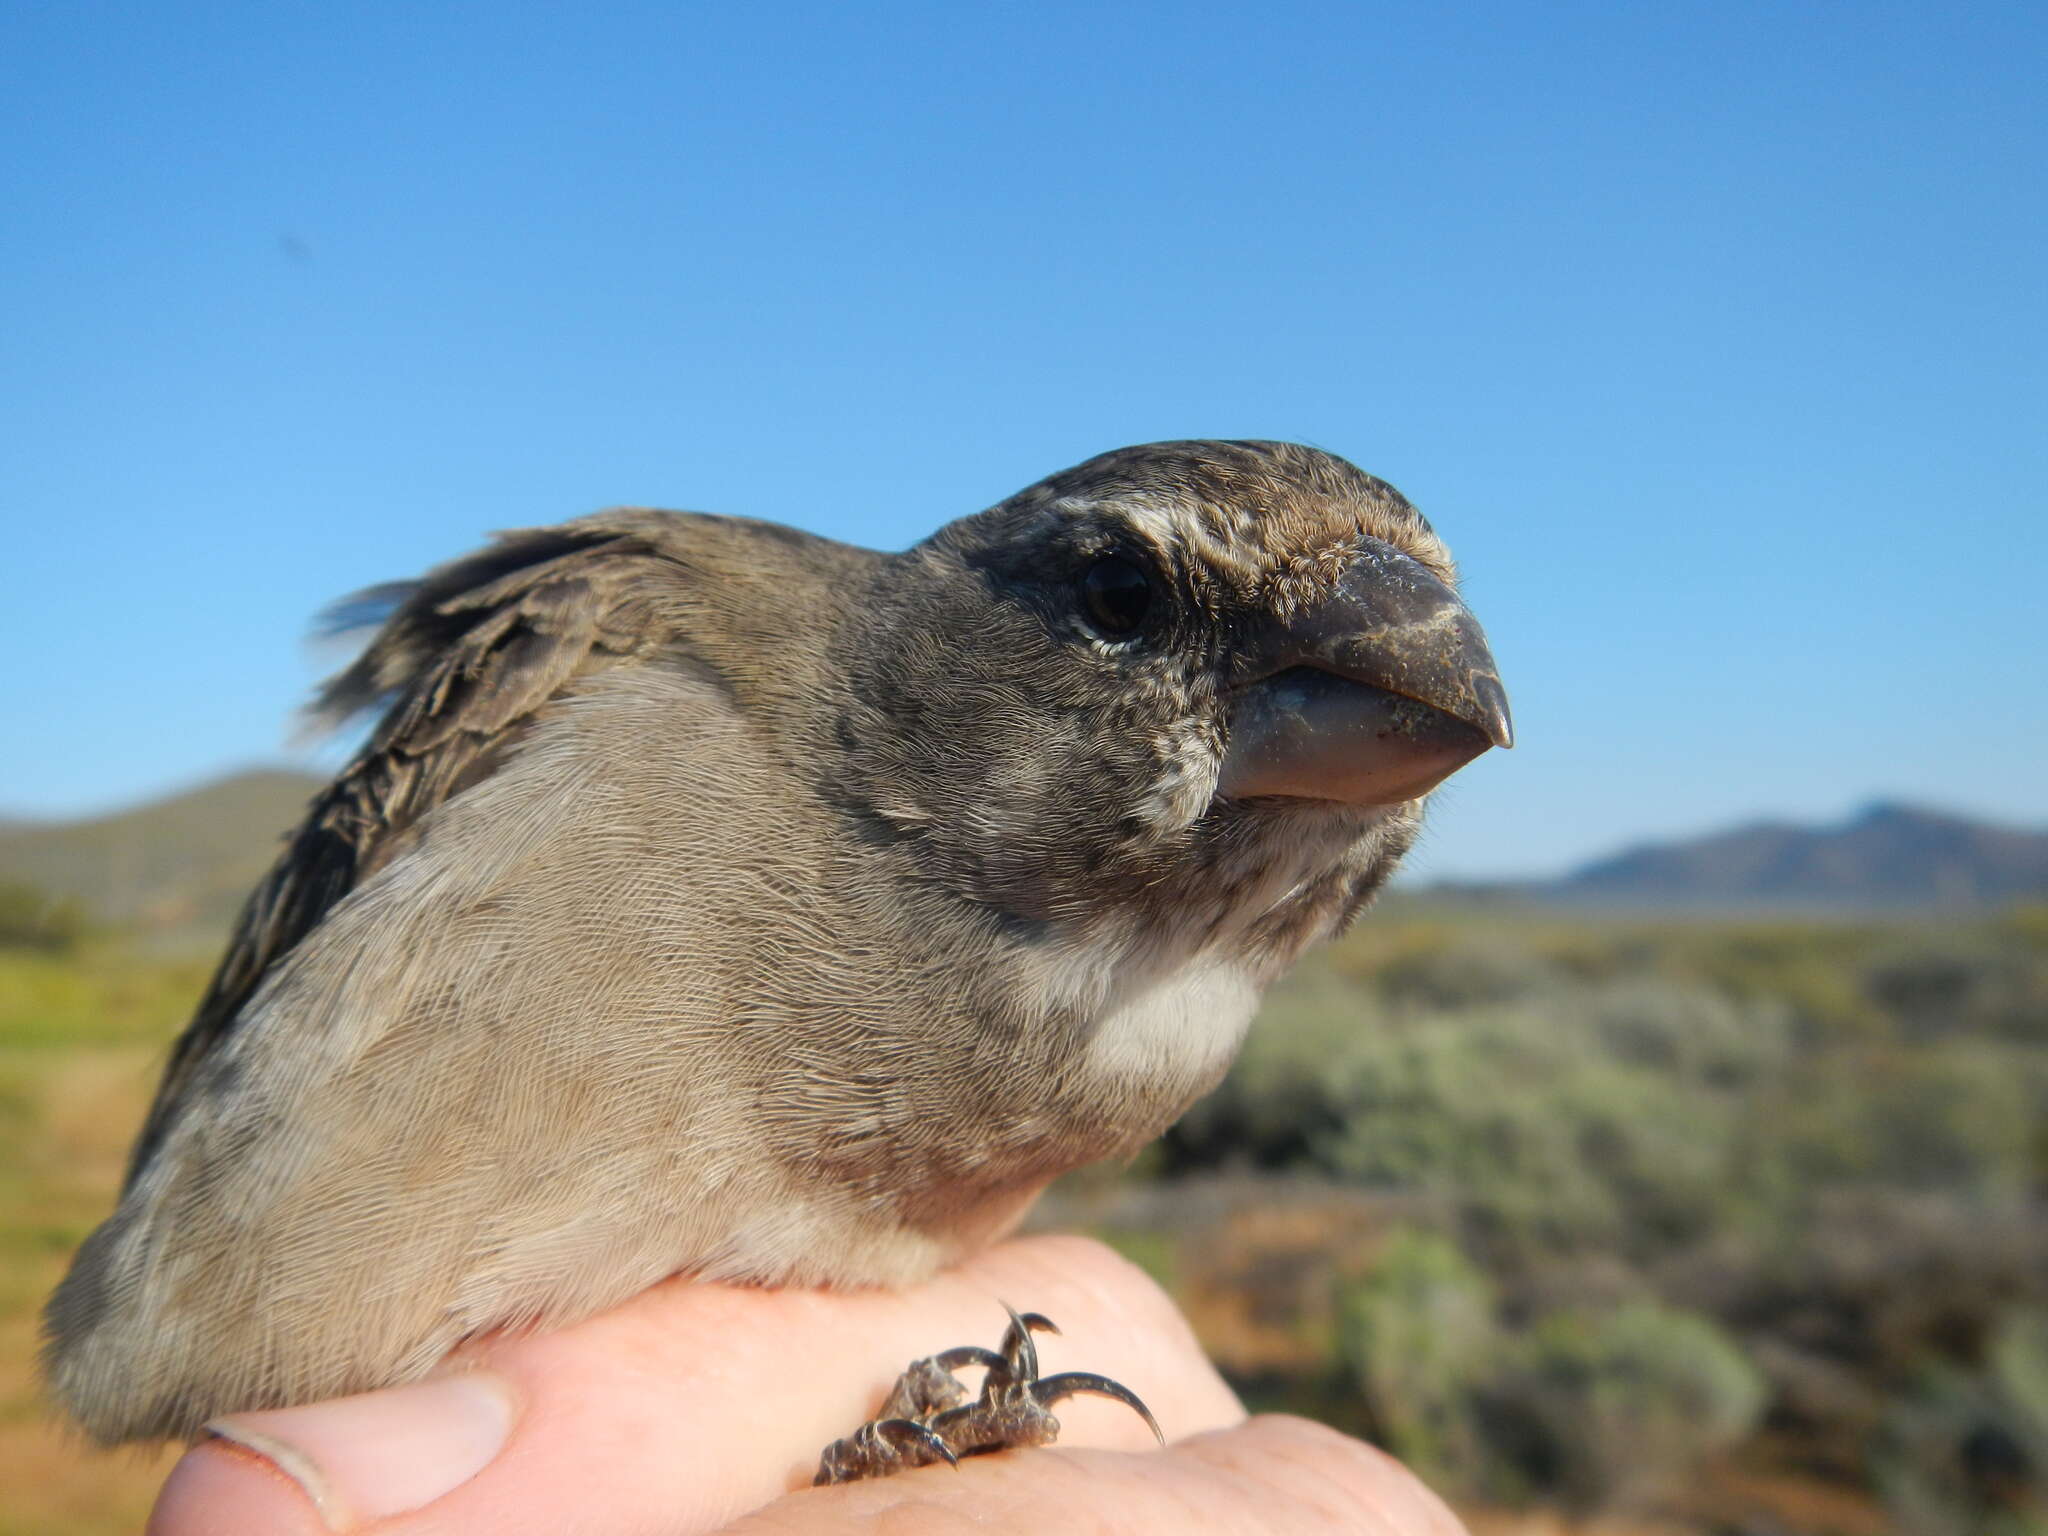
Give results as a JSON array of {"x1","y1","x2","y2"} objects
[{"x1": 1078, "y1": 556, "x2": 1153, "y2": 638}]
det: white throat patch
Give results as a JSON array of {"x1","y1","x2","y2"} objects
[{"x1": 1082, "y1": 959, "x2": 1260, "y2": 1091}]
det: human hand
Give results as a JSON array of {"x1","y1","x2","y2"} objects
[{"x1": 147, "y1": 1235, "x2": 1468, "y2": 1535}]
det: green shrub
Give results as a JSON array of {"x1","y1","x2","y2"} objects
[
  {"x1": 1338, "y1": 1227, "x2": 1498, "y2": 1486},
  {"x1": 0, "y1": 880, "x2": 89, "y2": 953},
  {"x1": 1493, "y1": 1301, "x2": 1767, "y2": 1510},
  {"x1": 1163, "y1": 907, "x2": 2048, "y2": 1517},
  {"x1": 1993, "y1": 1310, "x2": 2048, "y2": 1471},
  {"x1": 1874, "y1": 1313, "x2": 2048, "y2": 1536},
  {"x1": 1314, "y1": 985, "x2": 1772, "y2": 1256},
  {"x1": 1773, "y1": 1042, "x2": 2047, "y2": 1202}
]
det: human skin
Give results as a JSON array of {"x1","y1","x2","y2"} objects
[{"x1": 145, "y1": 1235, "x2": 1469, "y2": 1535}]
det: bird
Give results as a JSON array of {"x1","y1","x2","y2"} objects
[{"x1": 42, "y1": 439, "x2": 1511, "y2": 1460}]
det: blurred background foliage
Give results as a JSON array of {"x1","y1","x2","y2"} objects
[
  {"x1": 1045, "y1": 899, "x2": 2048, "y2": 1535},
  {"x1": 2, "y1": 854, "x2": 2045, "y2": 1532}
]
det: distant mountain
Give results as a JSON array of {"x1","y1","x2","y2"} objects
[
  {"x1": 0, "y1": 769, "x2": 322, "y2": 938},
  {"x1": 1520, "y1": 801, "x2": 2048, "y2": 911}
]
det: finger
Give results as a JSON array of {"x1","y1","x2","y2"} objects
[
  {"x1": 716, "y1": 1416, "x2": 1472, "y2": 1536},
  {"x1": 148, "y1": 1235, "x2": 1242, "y2": 1536}
]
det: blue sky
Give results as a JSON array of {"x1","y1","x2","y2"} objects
[{"x1": 4, "y1": 1, "x2": 2043, "y2": 878}]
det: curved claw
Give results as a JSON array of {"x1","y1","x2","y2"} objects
[
  {"x1": 879, "y1": 1418, "x2": 961, "y2": 1468},
  {"x1": 995, "y1": 1302, "x2": 1061, "y2": 1381},
  {"x1": 1030, "y1": 1371, "x2": 1166, "y2": 1445},
  {"x1": 934, "y1": 1344, "x2": 1008, "y2": 1375}
]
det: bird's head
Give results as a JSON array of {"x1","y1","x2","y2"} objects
[{"x1": 825, "y1": 440, "x2": 1510, "y2": 975}]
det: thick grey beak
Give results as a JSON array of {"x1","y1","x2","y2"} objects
[{"x1": 1217, "y1": 537, "x2": 1512, "y2": 807}]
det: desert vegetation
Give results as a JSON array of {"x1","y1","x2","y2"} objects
[{"x1": 1048, "y1": 899, "x2": 2048, "y2": 1534}]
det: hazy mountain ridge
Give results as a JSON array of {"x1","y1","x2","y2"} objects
[
  {"x1": 1516, "y1": 800, "x2": 2048, "y2": 911},
  {"x1": 0, "y1": 769, "x2": 323, "y2": 937}
]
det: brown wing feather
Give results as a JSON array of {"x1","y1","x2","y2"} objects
[{"x1": 125, "y1": 515, "x2": 688, "y2": 1187}]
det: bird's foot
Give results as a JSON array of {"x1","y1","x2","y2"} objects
[{"x1": 813, "y1": 1302, "x2": 1163, "y2": 1485}]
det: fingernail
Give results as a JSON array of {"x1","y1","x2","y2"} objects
[{"x1": 203, "y1": 1370, "x2": 517, "y2": 1530}]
